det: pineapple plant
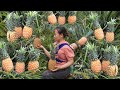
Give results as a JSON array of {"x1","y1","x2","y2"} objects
[
  {"x1": 23, "y1": 11, "x2": 38, "y2": 39},
  {"x1": 48, "y1": 11, "x2": 57, "y2": 25},
  {"x1": 48, "y1": 49, "x2": 56, "y2": 71},
  {"x1": 13, "y1": 12, "x2": 23, "y2": 38},
  {"x1": 89, "y1": 12, "x2": 104, "y2": 40},
  {"x1": 101, "y1": 45, "x2": 111, "y2": 72},
  {"x1": 5, "y1": 12, "x2": 18, "y2": 42},
  {"x1": 86, "y1": 42, "x2": 101, "y2": 74},
  {"x1": 15, "y1": 46, "x2": 26, "y2": 74},
  {"x1": 106, "y1": 45, "x2": 119, "y2": 77},
  {"x1": 27, "y1": 45, "x2": 40, "y2": 73},
  {"x1": 0, "y1": 41, "x2": 14, "y2": 72},
  {"x1": 68, "y1": 11, "x2": 77, "y2": 24},
  {"x1": 58, "y1": 11, "x2": 66, "y2": 25},
  {"x1": 105, "y1": 18, "x2": 116, "y2": 43}
]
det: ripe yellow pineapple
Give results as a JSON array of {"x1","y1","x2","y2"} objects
[
  {"x1": 58, "y1": 11, "x2": 66, "y2": 25},
  {"x1": 0, "y1": 42, "x2": 14, "y2": 72},
  {"x1": 27, "y1": 45, "x2": 40, "y2": 73},
  {"x1": 86, "y1": 42, "x2": 101, "y2": 74},
  {"x1": 89, "y1": 12, "x2": 104, "y2": 40},
  {"x1": 68, "y1": 11, "x2": 77, "y2": 24},
  {"x1": 33, "y1": 37, "x2": 42, "y2": 49},
  {"x1": 48, "y1": 11, "x2": 57, "y2": 25},
  {"x1": 23, "y1": 11, "x2": 38, "y2": 39},
  {"x1": 101, "y1": 45, "x2": 111, "y2": 72},
  {"x1": 13, "y1": 12, "x2": 23, "y2": 38},
  {"x1": 106, "y1": 46, "x2": 119, "y2": 77},
  {"x1": 15, "y1": 46, "x2": 26, "y2": 74},
  {"x1": 48, "y1": 49, "x2": 56, "y2": 71},
  {"x1": 5, "y1": 12, "x2": 18, "y2": 42},
  {"x1": 106, "y1": 18, "x2": 116, "y2": 43}
]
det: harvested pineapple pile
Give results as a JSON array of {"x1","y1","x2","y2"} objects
[{"x1": 0, "y1": 11, "x2": 120, "y2": 79}]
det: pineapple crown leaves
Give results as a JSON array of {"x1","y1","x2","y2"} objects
[
  {"x1": 25, "y1": 11, "x2": 38, "y2": 27},
  {"x1": 50, "y1": 49, "x2": 56, "y2": 60},
  {"x1": 57, "y1": 11, "x2": 66, "y2": 16},
  {"x1": 0, "y1": 41, "x2": 9, "y2": 59},
  {"x1": 15, "y1": 46, "x2": 26, "y2": 62},
  {"x1": 12, "y1": 12, "x2": 23, "y2": 27},
  {"x1": 88, "y1": 12, "x2": 101, "y2": 29},
  {"x1": 85, "y1": 29, "x2": 93, "y2": 38},
  {"x1": 110, "y1": 45, "x2": 119, "y2": 65},
  {"x1": 4, "y1": 12, "x2": 15, "y2": 31},
  {"x1": 102, "y1": 45, "x2": 112, "y2": 60},
  {"x1": 69, "y1": 11, "x2": 77, "y2": 16},
  {"x1": 28, "y1": 44, "x2": 40, "y2": 60},
  {"x1": 86, "y1": 42, "x2": 98, "y2": 60},
  {"x1": 106, "y1": 18, "x2": 116, "y2": 32}
]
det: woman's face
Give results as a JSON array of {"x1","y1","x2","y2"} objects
[{"x1": 54, "y1": 29, "x2": 63, "y2": 42}]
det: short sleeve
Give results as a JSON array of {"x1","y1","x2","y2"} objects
[{"x1": 62, "y1": 46, "x2": 75, "y2": 61}]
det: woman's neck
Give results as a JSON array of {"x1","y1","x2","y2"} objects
[{"x1": 57, "y1": 39, "x2": 66, "y2": 44}]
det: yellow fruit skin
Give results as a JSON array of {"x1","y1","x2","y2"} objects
[
  {"x1": 78, "y1": 37, "x2": 87, "y2": 46},
  {"x1": 2, "y1": 57, "x2": 14, "y2": 72},
  {"x1": 28, "y1": 61, "x2": 39, "y2": 72},
  {"x1": 7, "y1": 31, "x2": 18, "y2": 42},
  {"x1": 91, "y1": 59, "x2": 101, "y2": 74},
  {"x1": 106, "y1": 65, "x2": 118, "y2": 77},
  {"x1": 15, "y1": 62, "x2": 25, "y2": 74},
  {"x1": 94, "y1": 28, "x2": 104, "y2": 40},
  {"x1": 48, "y1": 14, "x2": 57, "y2": 25},
  {"x1": 106, "y1": 32, "x2": 114, "y2": 43},
  {"x1": 70, "y1": 43, "x2": 78, "y2": 50},
  {"x1": 68, "y1": 16, "x2": 76, "y2": 24},
  {"x1": 48, "y1": 59, "x2": 56, "y2": 71},
  {"x1": 101, "y1": 60, "x2": 110, "y2": 72},
  {"x1": 14, "y1": 27, "x2": 23, "y2": 38},
  {"x1": 58, "y1": 16, "x2": 66, "y2": 25},
  {"x1": 23, "y1": 26, "x2": 32, "y2": 39},
  {"x1": 33, "y1": 38, "x2": 41, "y2": 49}
]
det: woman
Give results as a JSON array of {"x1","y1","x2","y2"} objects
[{"x1": 39, "y1": 26, "x2": 75, "y2": 79}]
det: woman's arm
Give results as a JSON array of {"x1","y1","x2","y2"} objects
[
  {"x1": 39, "y1": 45, "x2": 51, "y2": 59},
  {"x1": 51, "y1": 58, "x2": 74, "y2": 71}
]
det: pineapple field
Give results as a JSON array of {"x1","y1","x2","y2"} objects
[{"x1": 0, "y1": 11, "x2": 120, "y2": 79}]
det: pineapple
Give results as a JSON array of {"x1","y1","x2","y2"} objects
[
  {"x1": 86, "y1": 42, "x2": 101, "y2": 74},
  {"x1": 106, "y1": 46, "x2": 119, "y2": 77},
  {"x1": 68, "y1": 11, "x2": 77, "y2": 24},
  {"x1": 48, "y1": 11, "x2": 57, "y2": 25},
  {"x1": 89, "y1": 12, "x2": 104, "y2": 40},
  {"x1": 0, "y1": 41, "x2": 14, "y2": 72},
  {"x1": 13, "y1": 12, "x2": 23, "y2": 38},
  {"x1": 27, "y1": 45, "x2": 40, "y2": 73},
  {"x1": 58, "y1": 11, "x2": 66, "y2": 25},
  {"x1": 77, "y1": 30, "x2": 93, "y2": 46},
  {"x1": 106, "y1": 18, "x2": 116, "y2": 43},
  {"x1": 101, "y1": 45, "x2": 111, "y2": 72},
  {"x1": 15, "y1": 46, "x2": 26, "y2": 74},
  {"x1": 5, "y1": 12, "x2": 18, "y2": 42},
  {"x1": 33, "y1": 37, "x2": 42, "y2": 49},
  {"x1": 23, "y1": 11, "x2": 38, "y2": 39},
  {"x1": 48, "y1": 49, "x2": 56, "y2": 71}
]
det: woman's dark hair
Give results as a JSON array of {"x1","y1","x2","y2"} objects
[{"x1": 55, "y1": 26, "x2": 69, "y2": 38}]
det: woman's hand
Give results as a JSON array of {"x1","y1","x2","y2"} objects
[{"x1": 51, "y1": 65, "x2": 62, "y2": 72}]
